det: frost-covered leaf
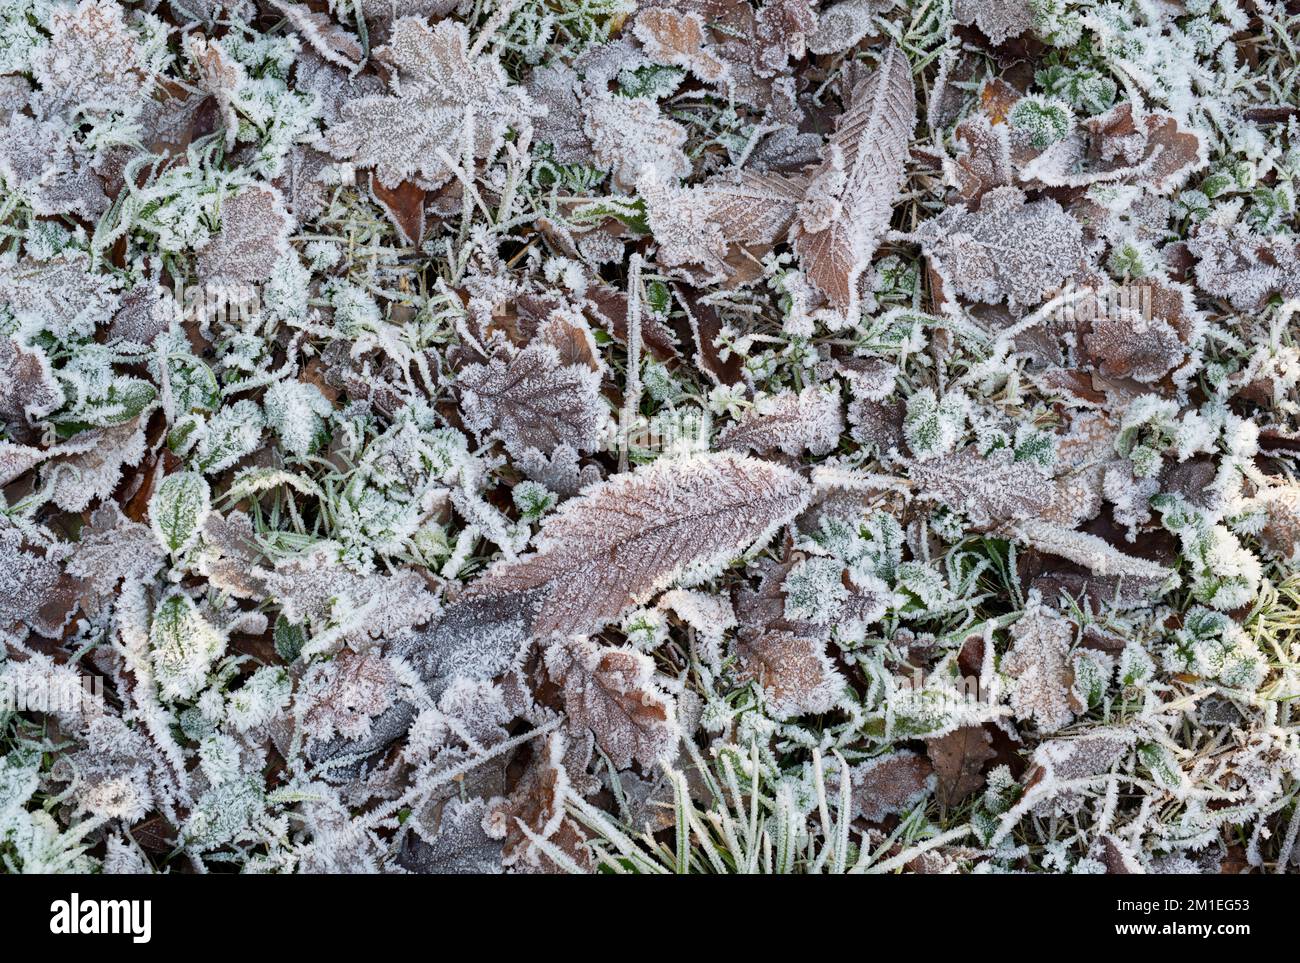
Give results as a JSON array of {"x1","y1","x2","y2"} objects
[
  {"x1": 718, "y1": 385, "x2": 843, "y2": 457},
  {"x1": 0, "y1": 252, "x2": 120, "y2": 340},
  {"x1": 394, "y1": 591, "x2": 543, "y2": 707},
  {"x1": 792, "y1": 43, "x2": 915, "y2": 317},
  {"x1": 0, "y1": 335, "x2": 63, "y2": 442},
  {"x1": 907, "y1": 447, "x2": 1055, "y2": 526},
  {"x1": 185, "y1": 34, "x2": 244, "y2": 152},
  {"x1": 194, "y1": 400, "x2": 264, "y2": 474},
  {"x1": 808, "y1": 0, "x2": 889, "y2": 56},
  {"x1": 458, "y1": 343, "x2": 607, "y2": 459},
  {"x1": 0, "y1": 525, "x2": 78, "y2": 640},
  {"x1": 842, "y1": 750, "x2": 935, "y2": 822},
  {"x1": 1003, "y1": 602, "x2": 1076, "y2": 732},
  {"x1": 732, "y1": 630, "x2": 844, "y2": 719},
  {"x1": 950, "y1": 113, "x2": 1012, "y2": 206},
  {"x1": 633, "y1": 8, "x2": 728, "y2": 83},
  {"x1": 516, "y1": 443, "x2": 603, "y2": 499},
  {"x1": 1031, "y1": 729, "x2": 1133, "y2": 782},
  {"x1": 150, "y1": 590, "x2": 227, "y2": 701},
  {"x1": 953, "y1": 0, "x2": 1034, "y2": 45},
  {"x1": 483, "y1": 730, "x2": 590, "y2": 872},
  {"x1": 472, "y1": 452, "x2": 811, "y2": 638},
  {"x1": 149, "y1": 471, "x2": 211, "y2": 555},
  {"x1": 0, "y1": 441, "x2": 49, "y2": 487},
  {"x1": 639, "y1": 167, "x2": 806, "y2": 280},
  {"x1": 270, "y1": 1, "x2": 364, "y2": 72},
  {"x1": 526, "y1": 64, "x2": 592, "y2": 166},
  {"x1": 263, "y1": 378, "x2": 333, "y2": 457},
  {"x1": 67, "y1": 503, "x2": 165, "y2": 614},
  {"x1": 0, "y1": 113, "x2": 109, "y2": 219},
  {"x1": 649, "y1": 0, "x2": 816, "y2": 110},
  {"x1": 107, "y1": 283, "x2": 175, "y2": 348},
  {"x1": 1021, "y1": 102, "x2": 1207, "y2": 194},
  {"x1": 196, "y1": 187, "x2": 292, "y2": 285},
  {"x1": 402, "y1": 796, "x2": 503, "y2": 875},
  {"x1": 1077, "y1": 279, "x2": 1198, "y2": 383},
  {"x1": 1186, "y1": 222, "x2": 1300, "y2": 313},
  {"x1": 1257, "y1": 483, "x2": 1300, "y2": 565},
  {"x1": 1012, "y1": 518, "x2": 1176, "y2": 588},
  {"x1": 368, "y1": 175, "x2": 428, "y2": 247},
  {"x1": 915, "y1": 186, "x2": 1088, "y2": 310},
  {"x1": 545, "y1": 637, "x2": 677, "y2": 770},
  {"x1": 41, "y1": 418, "x2": 149, "y2": 513},
  {"x1": 31, "y1": 0, "x2": 150, "y2": 114},
  {"x1": 321, "y1": 17, "x2": 534, "y2": 190},
  {"x1": 196, "y1": 511, "x2": 268, "y2": 600},
  {"x1": 902, "y1": 387, "x2": 968, "y2": 459},
  {"x1": 299, "y1": 649, "x2": 402, "y2": 745},
  {"x1": 584, "y1": 93, "x2": 690, "y2": 193},
  {"x1": 265, "y1": 543, "x2": 441, "y2": 643},
  {"x1": 1027, "y1": 728, "x2": 1134, "y2": 814}
]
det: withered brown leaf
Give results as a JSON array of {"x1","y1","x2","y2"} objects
[
  {"x1": 545, "y1": 637, "x2": 677, "y2": 770},
  {"x1": 471, "y1": 452, "x2": 811, "y2": 638},
  {"x1": 926, "y1": 725, "x2": 996, "y2": 808},
  {"x1": 792, "y1": 42, "x2": 915, "y2": 318}
]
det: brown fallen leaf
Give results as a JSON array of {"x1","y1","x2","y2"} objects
[
  {"x1": 368, "y1": 173, "x2": 428, "y2": 246},
  {"x1": 926, "y1": 725, "x2": 995, "y2": 808}
]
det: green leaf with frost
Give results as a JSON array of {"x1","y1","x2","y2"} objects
[
  {"x1": 150, "y1": 590, "x2": 227, "y2": 701},
  {"x1": 149, "y1": 470, "x2": 211, "y2": 554}
]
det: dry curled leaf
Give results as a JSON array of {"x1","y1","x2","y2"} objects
[
  {"x1": 483, "y1": 731, "x2": 590, "y2": 873},
  {"x1": 926, "y1": 725, "x2": 996, "y2": 808},
  {"x1": 271, "y1": 1, "x2": 365, "y2": 72}
]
